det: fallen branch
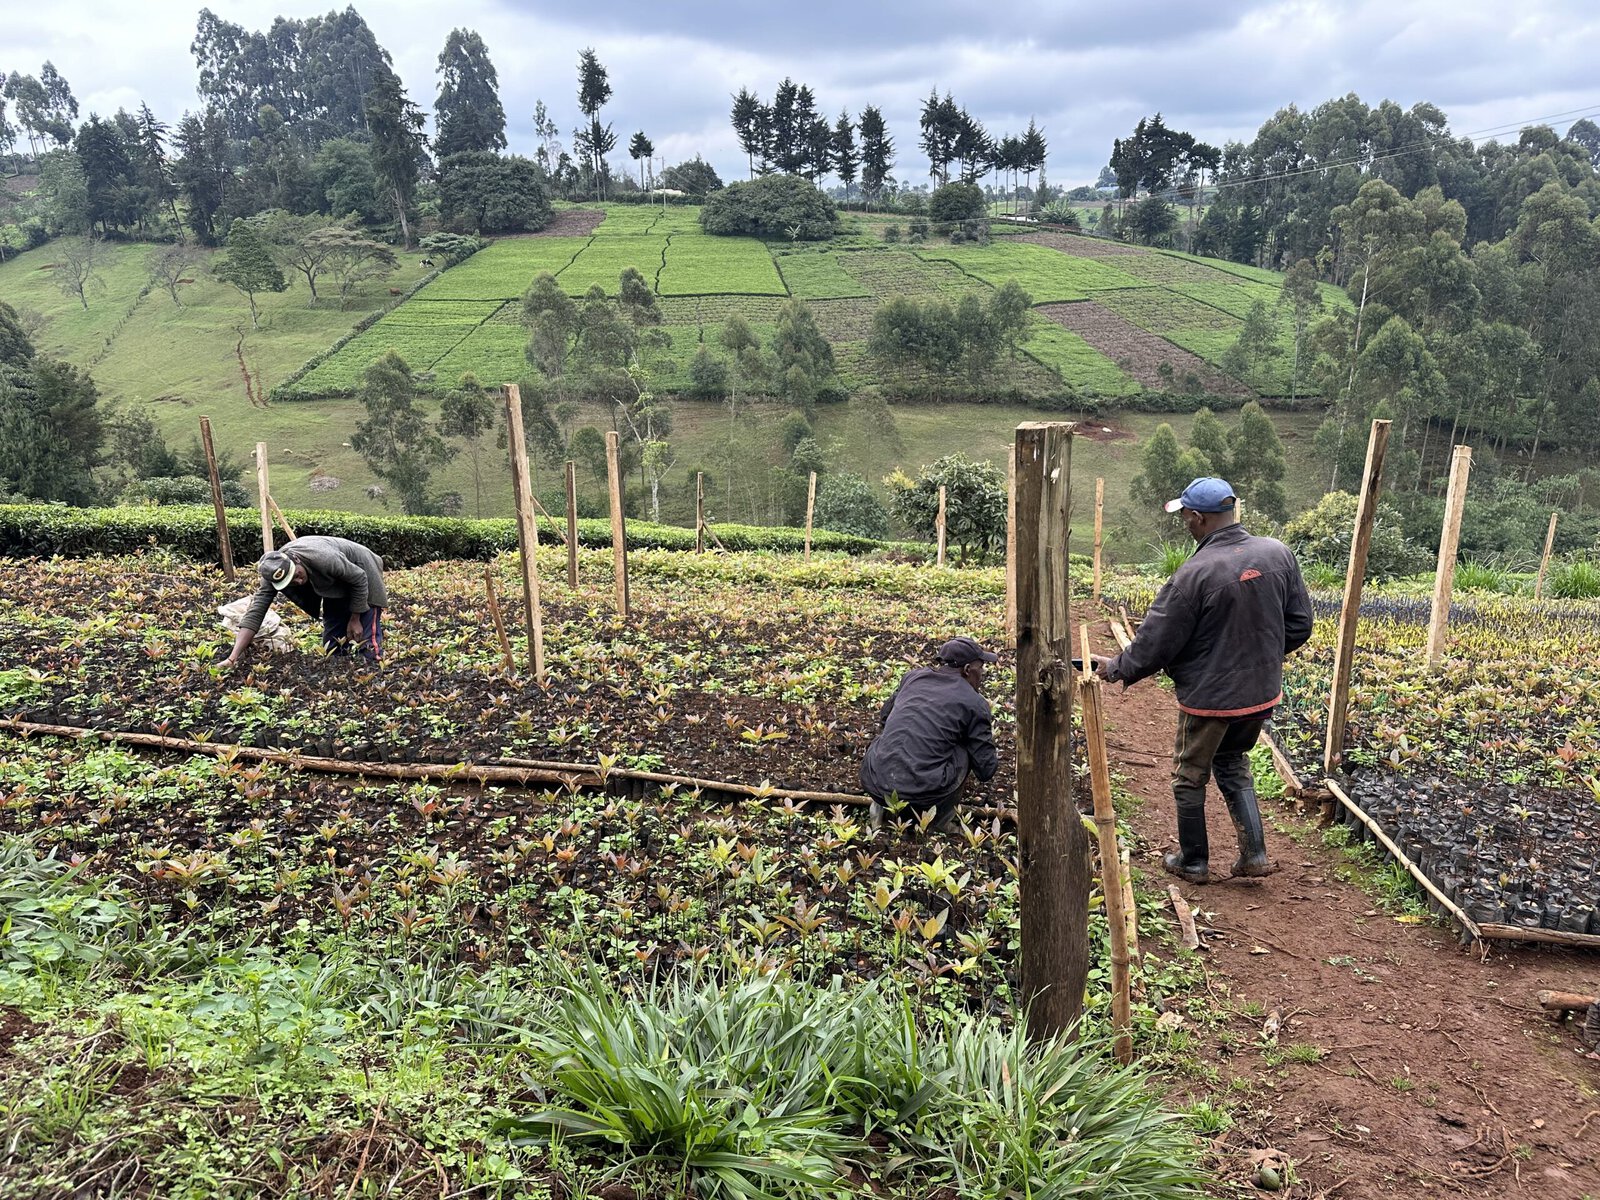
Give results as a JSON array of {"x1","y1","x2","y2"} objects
[
  {"x1": 1167, "y1": 884, "x2": 1200, "y2": 951},
  {"x1": 1535, "y1": 989, "x2": 1595, "y2": 1013}
]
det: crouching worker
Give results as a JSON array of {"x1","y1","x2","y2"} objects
[
  {"x1": 861, "y1": 636, "x2": 1000, "y2": 834},
  {"x1": 222, "y1": 536, "x2": 388, "y2": 669}
]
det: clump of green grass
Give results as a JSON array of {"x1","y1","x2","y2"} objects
[
  {"x1": 1550, "y1": 556, "x2": 1600, "y2": 599},
  {"x1": 1454, "y1": 559, "x2": 1508, "y2": 592}
]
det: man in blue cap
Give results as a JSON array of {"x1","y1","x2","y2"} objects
[
  {"x1": 1094, "y1": 478, "x2": 1313, "y2": 883},
  {"x1": 861, "y1": 636, "x2": 1001, "y2": 834}
]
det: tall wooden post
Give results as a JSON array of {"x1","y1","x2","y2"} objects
[
  {"x1": 564, "y1": 460, "x2": 579, "y2": 588},
  {"x1": 1425, "y1": 445, "x2": 1472, "y2": 668},
  {"x1": 936, "y1": 484, "x2": 947, "y2": 568},
  {"x1": 503, "y1": 385, "x2": 546, "y2": 682},
  {"x1": 804, "y1": 471, "x2": 817, "y2": 562},
  {"x1": 1324, "y1": 419, "x2": 1391, "y2": 776},
  {"x1": 1535, "y1": 510, "x2": 1559, "y2": 600},
  {"x1": 605, "y1": 430, "x2": 629, "y2": 617},
  {"x1": 1092, "y1": 476, "x2": 1105, "y2": 602},
  {"x1": 695, "y1": 471, "x2": 706, "y2": 554},
  {"x1": 199, "y1": 417, "x2": 235, "y2": 581},
  {"x1": 1078, "y1": 662, "x2": 1133, "y2": 1065},
  {"x1": 1005, "y1": 447, "x2": 1017, "y2": 641},
  {"x1": 255, "y1": 441, "x2": 273, "y2": 554},
  {"x1": 1014, "y1": 421, "x2": 1091, "y2": 1042}
]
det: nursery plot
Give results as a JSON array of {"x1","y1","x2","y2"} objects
[
  {"x1": 804, "y1": 297, "x2": 878, "y2": 341},
  {"x1": 837, "y1": 250, "x2": 983, "y2": 300},
  {"x1": 297, "y1": 322, "x2": 475, "y2": 392},
  {"x1": 1023, "y1": 320, "x2": 1140, "y2": 396},
  {"x1": 658, "y1": 294, "x2": 787, "y2": 327},
  {"x1": 1114, "y1": 254, "x2": 1253, "y2": 287},
  {"x1": 916, "y1": 243, "x2": 1148, "y2": 302},
  {"x1": 658, "y1": 231, "x2": 786, "y2": 296},
  {"x1": 1099, "y1": 287, "x2": 1238, "y2": 334},
  {"x1": 1013, "y1": 230, "x2": 1148, "y2": 258},
  {"x1": 1035, "y1": 301, "x2": 1250, "y2": 396},
  {"x1": 1171, "y1": 279, "x2": 1282, "y2": 320}
]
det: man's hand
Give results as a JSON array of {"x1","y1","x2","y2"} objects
[
  {"x1": 346, "y1": 614, "x2": 364, "y2": 645},
  {"x1": 1090, "y1": 654, "x2": 1116, "y2": 680}
]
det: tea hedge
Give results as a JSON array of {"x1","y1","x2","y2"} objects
[{"x1": 0, "y1": 505, "x2": 917, "y2": 567}]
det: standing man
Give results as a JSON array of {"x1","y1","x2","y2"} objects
[
  {"x1": 861, "y1": 636, "x2": 1000, "y2": 834},
  {"x1": 223, "y1": 535, "x2": 388, "y2": 669},
  {"x1": 1094, "y1": 478, "x2": 1312, "y2": 883}
]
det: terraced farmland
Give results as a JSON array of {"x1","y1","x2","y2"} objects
[{"x1": 279, "y1": 203, "x2": 1337, "y2": 402}]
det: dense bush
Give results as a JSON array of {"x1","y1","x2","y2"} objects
[
  {"x1": 815, "y1": 472, "x2": 891, "y2": 540},
  {"x1": 928, "y1": 181, "x2": 986, "y2": 225},
  {"x1": 121, "y1": 476, "x2": 250, "y2": 507},
  {"x1": 437, "y1": 152, "x2": 552, "y2": 235},
  {"x1": 700, "y1": 174, "x2": 837, "y2": 241},
  {"x1": 0, "y1": 504, "x2": 903, "y2": 566},
  {"x1": 1283, "y1": 491, "x2": 1429, "y2": 580}
]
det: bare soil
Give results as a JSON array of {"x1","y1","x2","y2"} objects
[
  {"x1": 1037, "y1": 300, "x2": 1252, "y2": 398},
  {"x1": 1094, "y1": 629, "x2": 1600, "y2": 1199},
  {"x1": 1016, "y1": 230, "x2": 1149, "y2": 258},
  {"x1": 528, "y1": 209, "x2": 605, "y2": 238}
]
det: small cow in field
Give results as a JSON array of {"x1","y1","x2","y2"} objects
[
  {"x1": 421, "y1": 257, "x2": 435, "y2": 267},
  {"x1": 389, "y1": 287, "x2": 403, "y2": 295}
]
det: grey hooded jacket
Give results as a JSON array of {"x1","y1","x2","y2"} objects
[{"x1": 240, "y1": 536, "x2": 387, "y2": 633}]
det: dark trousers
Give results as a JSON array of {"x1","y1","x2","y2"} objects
[
  {"x1": 1171, "y1": 711, "x2": 1266, "y2": 817},
  {"x1": 320, "y1": 603, "x2": 383, "y2": 660}
]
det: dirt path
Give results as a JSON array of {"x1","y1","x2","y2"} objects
[
  {"x1": 1037, "y1": 301, "x2": 1251, "y2": 397},
  {"x1": 1091, "y1": 625, "x2": 1600, "y2": 1198}
]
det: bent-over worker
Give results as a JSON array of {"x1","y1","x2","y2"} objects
[
  {"x1": 1094, "y1": 477, "x2": 1312, "y2": 883},
  {"x1": 223, "y1": 535, "x2": 388, "y2": 668},
  {"x1": 861, "y1": 636, "x2": 1000, "y2": 833}
]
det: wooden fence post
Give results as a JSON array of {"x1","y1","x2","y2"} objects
[
  {"x1": 1324, "y1": 419, "x2": 1391, "y2": 776},
  {"x1": 936, "y1": 484, "x2": 947, "y2": 568},
  {"x1": 255, "y1": 441, "x2": 273, "y2": 555},
  {"x1": 199, "y1": 417, "x2": 235, "y2": 581},
  {"x1": 605, "y1": 430, "x2": 629, "y2": 617},
  {"x1": 1425, "y1": 445, "x2": 1472, "y2": 668},
  {"x1": 1006, "y1": 446, "x2": 1017, "y2": 641},
  {"x1": 1014, "y1": 421, "x2": 1091, "y2": 1042},
  {"x1": 503, "y1": 385, "x2": 546, "y2": 682},
  {"x1": 1535, "y1": 510, "x2": 1559, "y2": 600},
  {"x1": 804, "y1": 471, "x2": 817, "y2": 562},
  {"x1": 1077, "y1": 641, "x2": 1132, "y2": 1065},
  {"x1": 1092, "y1": 476, "x2": 1104, "y2": 602},
  {"x1": 695, "y1": 471, "x2": 706, "y2": 554},
  {"x1": 564, "y1": 460, "x2": 579, "y2": 588}
]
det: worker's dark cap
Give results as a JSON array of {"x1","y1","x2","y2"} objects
[
  {"x1": 259, "y1": 550, "x2": 295, "y2": 591},
  {"x1": 1164, "y1": 477, "x2": 1237, "y2": 514},
  {"x1": 939, "y1": 636, "x2": 999, "y2": 666}
]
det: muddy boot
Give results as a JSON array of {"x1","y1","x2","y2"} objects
[
  {"x1": 1162, "y1": 810, "x2": 1211, "y2": 884},
  {"x1": 1223, "y1": 786, "x2": 1275, "y2": 877}
]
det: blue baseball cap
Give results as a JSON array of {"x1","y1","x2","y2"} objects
[{"x1": 1165, "y1": 477, "x2": 1237, "y2": 514}]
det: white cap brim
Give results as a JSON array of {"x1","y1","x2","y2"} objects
[{"x1": 1163, "y1": 498, "x2": 1185, "y2": 513}]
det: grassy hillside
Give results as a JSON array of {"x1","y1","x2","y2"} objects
[{"x1": 0, "y1": 213, "x2": 1332, "y2": 545}]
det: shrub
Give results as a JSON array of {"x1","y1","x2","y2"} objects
[
  {"x1": 121, "y1": 475, "x2": 250, "y2": 507},
  {"x1": 700, "y1": 174, "x2": 837, "y2": 241},
  {"x1": 928, "y1": 181, "x2": 987, "y2": 226},
  {"x1": 883, "y1": 224, "x2": 902, "y2": 244},
  {"x1": 815, "y1": 472, "x2": 891, "y2": 540},
  {"x1": 1283, "y1": 492, "x2": 1429, "y2": 581},
  {"x1": 885, "y1": 454, "x2": 1007, "y2": 563},
  {"x1": 0, "y1": 503, "x2": 902, "y2": 566}
]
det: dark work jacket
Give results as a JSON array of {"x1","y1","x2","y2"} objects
[
  {"x1": 241, "y1": 536, "x2": 388, "y2": 634},
  {"x1": 860, "y1": 667, "x2": 999, "y2": 803},
  {"x1": 1101, "y1": 523, "x2": 1313, "y2": 718}
]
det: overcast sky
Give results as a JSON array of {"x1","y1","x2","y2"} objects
[{"x1": 10, "y1": 1, "x2": 1600, "y2": 187}]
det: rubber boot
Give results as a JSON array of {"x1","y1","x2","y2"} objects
[
  {"x1": 1162, "y1": 809, "x2": 1211, "y2": 884},
  {"x1": 1223, "y1": 786, "x2": 1275, "y2": 877}
]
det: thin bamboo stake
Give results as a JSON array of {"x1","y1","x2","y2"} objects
[
  {"x1": 605, "y1": 430, "x2": 629, "y2": 616},
  {"x1": 1535, "y1": 510, "x2": 1559, "y2": 600},
  {"x1": 1120, "y1": 845, "x2": 1139, "y2": 963},
  {"x1": 1323, "y1": 777, "x2": 1481, "y2": 941},
  {"x1": 1092, "y1": 476, "x2": 1104, "y2": 602},
  {"x1": 565, "y1": 460, "x2": 579, "y2": 588},
  {"x1": 804, "y1": 471, "x2": 817, "y2": 562},
  {"x1": 936, "y1": 484, "x2": 947, "y2": 567},
  {"x1": 1078, "y1": 651, "x2": 1133, "y2": 1064},
  {"x1": 503, "y1": 384, "x2": 546, "y2": 682},
  {"x1": 1324, "y1": 419, "x2": 1390, "y2": 776},
  {"x1": 255, "y1": 441, "x2": 273, "y2": 554},
  {"x1": 695, "y1": 471, "x2": 706, "y2": 554},
  {"x1": 1425, "y1": 445, "x2": 1472, "y2": 668},
  {"x1": 483, "y1": 565, "x2": 515, "y2": 676},
  {"x1": 267, "y1": 494, "x2": 297, "y2": 542},
  {"x1": 1005, "y1": 446, "x2": 1018, "y2": 641},
  {"x1": 198, "y1": 417, "x2": 235, "y2": 581}
]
